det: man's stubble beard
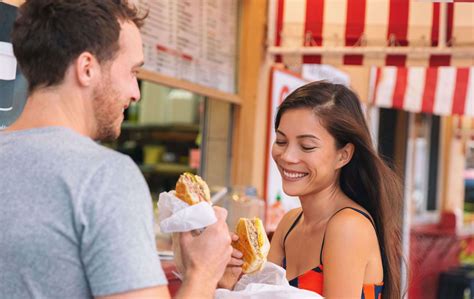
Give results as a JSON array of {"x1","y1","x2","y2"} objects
[{"x1": 92, "y1": 76, "x2": 123, "y2": 142}]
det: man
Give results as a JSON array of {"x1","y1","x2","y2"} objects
[{"x1": 0, "y1": 0, "x2": 235, "y2": 298}]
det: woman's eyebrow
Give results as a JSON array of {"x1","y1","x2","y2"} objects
[
  {"x1": 297, "y1": 134, "x2": 320, "y2": 141},
  {"x1": 276, "y1": 130, "x2": 286, "y2": 136}
]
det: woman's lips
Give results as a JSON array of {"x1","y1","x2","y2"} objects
[{"x1": 281, "y1": 168, "x2": 309, "y2": 181}]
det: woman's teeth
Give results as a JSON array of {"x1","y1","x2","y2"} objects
[{"x1": 283, "y1": 169, "x2": 308, "y2": 179}]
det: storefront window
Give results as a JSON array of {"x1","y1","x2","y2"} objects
[
  {"x1": 103, "y1": 80, "x2": 234, "y2": 203},
  {"x1": 408, "y1": 113, "x2": 441, "y2": 218}
]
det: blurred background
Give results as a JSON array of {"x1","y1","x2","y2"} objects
[{"x1": 1, "y1": 0, "x2": 473, "y2": 297}]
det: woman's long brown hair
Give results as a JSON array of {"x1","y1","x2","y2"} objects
[{"x1": 275, "y1": 81, "x2": 403, "y2": 299}]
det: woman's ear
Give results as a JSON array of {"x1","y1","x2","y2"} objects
[{"x1": 336, "y1": 143, "x2": 354, "y2": 169}]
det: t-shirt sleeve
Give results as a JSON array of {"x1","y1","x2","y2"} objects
[{"x1": 77, "y1": 154, "x2": 167, "y2": 297}]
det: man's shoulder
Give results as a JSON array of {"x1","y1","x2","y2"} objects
[
  {"x1": 13, "y1": 126, "x2": 132, "y2": 171},
  {"x1": 53, "y1": 129, "x2": 133, "y2": 171}
]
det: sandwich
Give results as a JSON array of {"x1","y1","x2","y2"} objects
[
  {"x1": 172, "y1": 172, "x2": 212, "y2": 273},
  {"x1": 175, "y1": 172, "x2": 211, "y2": 205},
  {"x1": 232, "y1": 217, "x2": 270, "y2": 274}
]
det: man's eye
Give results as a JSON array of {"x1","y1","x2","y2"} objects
[{"x1": 275, "y1": 141, "x2": 286, "y2": 145}]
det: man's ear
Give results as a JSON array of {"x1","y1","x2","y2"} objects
[
  {"x1": 336, "y1": 143, "x2": 354, "y2": 169},
  {"x1": 74, "y1": 52, "x2": 99, "y2": 87}
]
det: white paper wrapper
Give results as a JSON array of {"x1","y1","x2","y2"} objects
[
  {"x1": 215, "y1": 262, "x2": 323, "y2": 299},
  {"x1": 157, "y1": 191, "x2": 217, "y2": 233}
]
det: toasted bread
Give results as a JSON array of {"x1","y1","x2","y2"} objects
[
  {"x1": 232, "y1": 217, "x2": 270, "y2": 273},
  {"x1": 175, "y1": 172, "x2": 211, "y2": 205}
]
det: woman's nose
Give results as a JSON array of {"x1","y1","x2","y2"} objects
[{"x1": 280, "y1": 145, "x2": 300, "y2": 163}]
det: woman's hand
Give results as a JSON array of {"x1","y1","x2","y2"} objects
[{"x1": 217, "y1": 233, "x2": 244, "y2": 290}]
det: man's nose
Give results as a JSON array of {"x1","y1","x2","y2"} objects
[{"x1": 131, "y1": 79, "x2": 141, "y2": 102}]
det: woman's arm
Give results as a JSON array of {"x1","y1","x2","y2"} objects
[{"x1": 322, "y1": 209, "x2": 379, "y2": 298}]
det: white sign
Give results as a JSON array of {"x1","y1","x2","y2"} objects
[
  {"x1": 265, "y1": 68, "x2": 308, "y2": 211},
  {"x1": 302, "y1": 64, "x2": 350, "y2": 86},
  {"x1": 138, "y1": 0, "x2": 238, "y2": 94},
  {"x1": 0, "y1": 42, "x2": 17, "y2": 81}
]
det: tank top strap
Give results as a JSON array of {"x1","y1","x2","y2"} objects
[
  {"x1": 283, "y1": 210, "x2": 304, "y2": 246},
  {"x1": 320, "y1": 207, "x2": 375, "y2": 265}
]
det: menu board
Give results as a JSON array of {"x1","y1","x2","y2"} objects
[{"x1": 138, "y1": 0, "x2": 238, "y2": 94}]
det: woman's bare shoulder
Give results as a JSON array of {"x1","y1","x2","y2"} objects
[{"x1": 325, "y1": 208, "x2": 377, "y2": 251}]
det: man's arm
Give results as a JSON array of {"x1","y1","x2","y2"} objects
[
  {"x1": 95, "y1": 271, "x2": 218, "y2": 299},
  {"x1": 95, "y1": 271, "x2": 225, "y2": 299},
  {"x1": 80, "y1": 157, "x2": 169, "y2": 298},
  {"x1": 98, "y1": 207, "x2": 233, "y2": 299},
  {"x1": 96, "y1": 286, "x2": 171, "y2": 299}
]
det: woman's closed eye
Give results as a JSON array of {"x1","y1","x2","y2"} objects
[
  {"x1": 275, "y1": 140, "x2": 287, "y2": 146},
  {"x1": 275, "y1": 140, "x2": 316, "y2": 151}
]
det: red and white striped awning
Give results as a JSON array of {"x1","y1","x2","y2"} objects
[
  {"x1": 370, "y1": 66, "x2": 473, "y2": 116},
  {"x1": 274, "y1": 0, "x2": 474, "y2": 67}
]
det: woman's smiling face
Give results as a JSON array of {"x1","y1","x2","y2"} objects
[{"x1": 271, "y1": 108, "x2": 344, "y2": 198}]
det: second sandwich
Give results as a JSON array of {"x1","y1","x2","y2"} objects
[{"x1": 232, "y1": 217, "x2": 270, "y2": 274}]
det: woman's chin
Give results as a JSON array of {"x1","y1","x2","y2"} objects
[{"x1": 281, "y1": 186, "x2": 301, "y2": 197}]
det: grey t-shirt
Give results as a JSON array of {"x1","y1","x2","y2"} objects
[{"x1": 0, "y1": 127, "x2": 167, "y2": 299}]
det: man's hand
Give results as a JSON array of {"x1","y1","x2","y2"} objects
[
  {"x1": 217, "y1": 233, "x2": 243, "y2": 290},
  {"x1": 179, "y1": 206, "x2": 233, "y2": 287}
]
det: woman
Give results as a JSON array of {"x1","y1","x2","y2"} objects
[
  {"x1": 219, "y1": 82, "x2": 402, "y2": 299},
  {"x1": 267, "y1": 81, "x2": 403, "y2": 298}
]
